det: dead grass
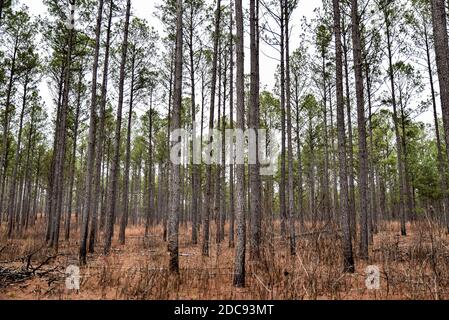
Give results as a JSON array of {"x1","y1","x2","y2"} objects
[{"x1": 1, "y1": 218, "x2": 449, "y2": 300}]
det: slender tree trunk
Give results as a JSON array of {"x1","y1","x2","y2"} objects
[
  {"x1": 0, "y1": 35, "x2": 18, "y2": 229},
  {"x1": 351, "y1": 0, "x2": 369, "y2": 260},
  {"x1": 104, "y1": 0, "x2": 131, "y2": 255},
  {"x1": 424, "y1": 23, "x2": 449, "y2": 229},
  {"x1": 202, "y1": 0, "x2": 222, "y2": 257},
  {"x1": 249, "y1": 0, "x2": 262, "y2": 260},
  {"x1": 333, "y1": 0, "x2": 355, "y2": 273},
  {"x1": 50, "y1": 17, "x2": 76, "y2": 252},
  {"x1": 229, "y1": 1, "x2": 235, "y2": 249},
  {"x1": 220, "y1": 47, "x2": 227, "y2": 243},
  {"x1": 145, "y1": 104, "x2": 154, "y2": 237},
  {"x1": 279, "y1": 1, "x2": 287, "y2": 238},
  {"x1": 189, "y1": 4, "x2": 200, "y2": 245},
  {"x1": 284, "y1": 0, "x2": 296, "y2": 255},
  {"x1": 168, "y1": 0, "x2": 183, "y2": 274},
  {"x1": 342, "y1": 23, "x2": 356, "y2": 239},
  {"x1": 215, "y1": 43, "x2": 223, "y2": 244},
  {"x1": 295, "y1": 78, "x2": 305, "y2": 231},
  {"x1": 65, "y1": 69, "x2": 82, "y2": 241},
  {"x1": 89, "y1": 0, "x2": 114, "y2": 253},
  {"x1": 233, "y1": 0, "x2": 246, "y2": 288},
  {"x1": 79, "y1": 0, "x2": 104, "y2": 264},
  {"x1": 119, "y1": 49, "x2": 136, "y2": 245},
  {"x1": 322, "y1": 53, "x2": 330, "y2": 223},
  {"x1": 384, "y1": 8, "x2": 407, "y2": 236},
  {"x1": 431, "y1": 0, "x2": 449, "y2": 232},
  {"x1": 7, "y1": 76, "x2": 28, "y2": 238}
]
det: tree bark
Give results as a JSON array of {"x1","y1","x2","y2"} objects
[
  {"x1": 202, "y1": 0, "x2": 222, "y2": 257},
  {"x1": 233, "y1": 0, "x2": 246, "y2": 288},
  {"x1": 104, "y1": 0, "x2": 131, "y2": 255},
  {"x1": 168, "y1": 0, "x2": 183, "y2": 274},
  {"x1": 351, "y1": 0, "x2": 369, "y2": 260},
  {"x1": 431, "y1": 0, "x2": 449, "y2": 231},
  {"x1": 333, "y1": 0, "x2": 355, "y2": 272},
  {"x1": 284, "y1": 0, "x2": 296, "y2": 256},
  {"x1": 119, "y1": 48, "x2": 137, "y2": 245},
  {"x1": 89, "y1": 0, "x2": 114, "y2": 253},
  {"x1": 79, "y1": 0, "x2": 104, "y2": 264},
  {"x1": 249, "y1": 0, "x2": 262, "y2": 260}
]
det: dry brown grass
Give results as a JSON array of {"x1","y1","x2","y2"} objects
[{"x1": 1, "y1": 218, "x2": 449, "y2": 300}]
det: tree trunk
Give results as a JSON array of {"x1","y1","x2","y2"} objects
[
  {"x1": 431, "y1": 0, "x2": 449, "y2": 232},
  {"x1": 249, "y1": 0, "x2": 262, "y2": 260},
  {"x1": 7, "y1": 75, "x2": 29, "y2": 238},
  {"x1": 202, "y1": 0, "x2": 222, "y2": 257},
  {"x1": 229, "y1": 1, "x2": 235, "y2": 249},
  {"x1": 384, "y1": 7, "x2": 407, "y2": 236},
  {"x1": 333, "y1": 0, "x2": 355, "y2": 273},
  {"x1": 104, "y1": 0, "x2": 131, "y2": 255},
  {"x1": 342, "y1": 23, "x2": 357, "y2": 240},
  {"x1": 49, "y1": 17, "x2": 76, "y2": 252},
  {"x1": 279, "y1": 0, "x2": 287, "y2": 238},
  {"x1": 0, "y1": 35, "x2": 18, "y2": 229},
  {"x1": 65, "y1": 68, "x2": 83, "y2": 241},
  {"x1": 424, "y1": 22, "x2": 449, "y2": 229},
  {"x1": 351, "y1": 0, "x2": 369, "y2": 260},
  {"x1": 233, "y1": 0, "x2": 246, "y2": 288},
  {"x1": 79, "y1": 0, "x2": 104, "y2": 264},
  {"x1": 89, "y1": 0, "x2": 114, "y2": 253},
  {"x1": 119, "y1": 48, "x2": 136, "y2": 245},
  {"x1": 284, "y1": 0, "x2": 296, "y2": 256},
  {"x1": 168, "y1": 0, "x2": 183, "y2": 274}
]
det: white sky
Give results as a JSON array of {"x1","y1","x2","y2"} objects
[
  {"x1": 20, "y1": 0, "x2": 321, "y2": 90},
  {"x1": 18, "y1": 0, "x2": 434, "y2": 126}
]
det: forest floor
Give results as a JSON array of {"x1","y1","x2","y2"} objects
[{"x1": 1, "y1": 219, "x2": 449, "y2": 300}]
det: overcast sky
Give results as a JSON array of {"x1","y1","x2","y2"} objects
[
  {"x1": 17, "y1": 0, "x2": 435, "y2": 125},
  {"x1": 20, "y1": 0, "x2": 321, "y2": 90}
]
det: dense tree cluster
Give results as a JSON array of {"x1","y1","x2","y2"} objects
[{"x1": 1, "y1": 0, "x2": 449, "y2": 287}]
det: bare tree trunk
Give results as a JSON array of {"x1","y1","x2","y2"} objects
[
  {"x1": 431, "y1": 0, "x2": 449, "y2": 232},
  {"x1": 49, "y1": 18, "x2": 76, "y2": 252},
  {"x1": 119, "y1": 49, "x2": 136, "y2": 245},
  {"x1": 351, "y1": 0, "x2": 369, "y2": 260},
  {"x1": 104, "y1": 0, "x2": 131, "y2": 255},
  {"x1": 7, "y1": 75, "x2": 29, "y2": 238},
  {"x1": 279, "y1": 0, "x2": 287, "y2": 238},
  {"x1": 321, "y1": 53, "x2": 330, "y2": 223},
  {"x1": 229, "y1": 1, "x2": 235, "y2": 249},
  {"x1": 233, "y1": 0, "x2": 246, "y2": 288},
  {"x1": 0, "y1": 35, "x2": 18, "y2": 229},
  {"x1": 424, "y1": 22, "x2": 449, "y2": 229},
  {"x1": 145, "y1": 102, "x2": 154, "y2": 237},
  {"x1": 215, "y1": 44, "x2": 223, "y2": 244},
  {"x1": 383, "y1": 7, "x2": 407, "y2": 236},
  {"x1": 284, "y1": 0, "x2": 296, "y2": 256},
  {"x1": 202, "y1": 0, "x2": 222, "y2": 257},
  {"x1": 89, "y1": 0, "x2": 114, "y2": 254},
  {"x1": 79, "y1": 0, "x2": 104, "y2": 264},
  {"x1": 65, "y1": 69, "x2": 83, "y2": 241},
  {"x1": 333, "y1": 0, "x2": 355, "y2": 273},
  {"x1": 249, "y1": 0, "x2": 262, "y2": 260},
  {"x1": 168, "y1": 0, "x2": 183, "y2": 274},
  {"x1": 188, "y1": 3, "x2": 199, "y2": 245},
  {"x1": 220, "y1": 47, "x2": 227, "y2": 243},
  {"x1": 342, "y1": 21, "x2": 356, "y2": 239},
  {"x1": 295, "y1": 78, "x2": 305, "y2": 231}
]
